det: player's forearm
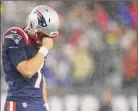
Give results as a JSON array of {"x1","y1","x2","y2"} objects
[
  {"x1": 17, "y1": 37, "x2": 53, "y2": 78},
  {"x1": 17, "y1": 48, "x2": 48, "y2": 78},
  {"x1": 24, "y1": 53, "x2": 45, "y2": 76}
]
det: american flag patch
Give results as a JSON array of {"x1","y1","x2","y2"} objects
[{"x1": 5, "y1": 34, "x2": 14, "y2": 39}]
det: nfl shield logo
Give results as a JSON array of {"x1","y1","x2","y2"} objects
[{"x1": 22, "y1": 102, "x2": 27, "y2": 108}]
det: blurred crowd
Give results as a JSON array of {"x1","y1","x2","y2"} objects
[{"x1": 1, "y1": 1, "x2": 137, "y2": 110}]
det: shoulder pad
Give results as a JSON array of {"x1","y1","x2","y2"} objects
[{"x1": 6, "y1": 27, "x2": 30, "y2": 45}]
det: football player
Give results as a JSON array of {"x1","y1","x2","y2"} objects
[{"x1": 2, "y1": 5, "x2": 60, "y2": 111}]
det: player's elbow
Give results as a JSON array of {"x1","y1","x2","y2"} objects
[{"x1": 16, "y1": 61, "x2": 35, "y2": 78}]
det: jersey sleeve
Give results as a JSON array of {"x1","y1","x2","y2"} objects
[{"x1": 3, "y1": 31, "x2": 28, "y2": 67}]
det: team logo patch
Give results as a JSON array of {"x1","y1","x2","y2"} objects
[{"x1": 5, "y1": 34, "x2": 22, "y2": 44}]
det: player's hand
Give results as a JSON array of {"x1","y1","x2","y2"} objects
[{"x1": 42, "y1": 37, "x2": 53, "y2": 49}]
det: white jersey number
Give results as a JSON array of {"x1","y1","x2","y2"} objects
[{"x1": 34, "y1": 62, "x2": 44, "y2": 88}]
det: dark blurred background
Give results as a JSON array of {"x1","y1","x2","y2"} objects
[{"x1": 1, "y1": 1, "x2": 137, "y2": 111}]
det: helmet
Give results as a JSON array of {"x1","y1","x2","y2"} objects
[{"x1": 26, "y1": 5, "x2": 60, "y2": 38}]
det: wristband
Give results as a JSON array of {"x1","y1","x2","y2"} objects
[
  {"x1": 38, "y1": 47, "x2": 49, "y2": 57},
  {"x1": 44, "y1": 103, "x2": 49, "y2": 111}
]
